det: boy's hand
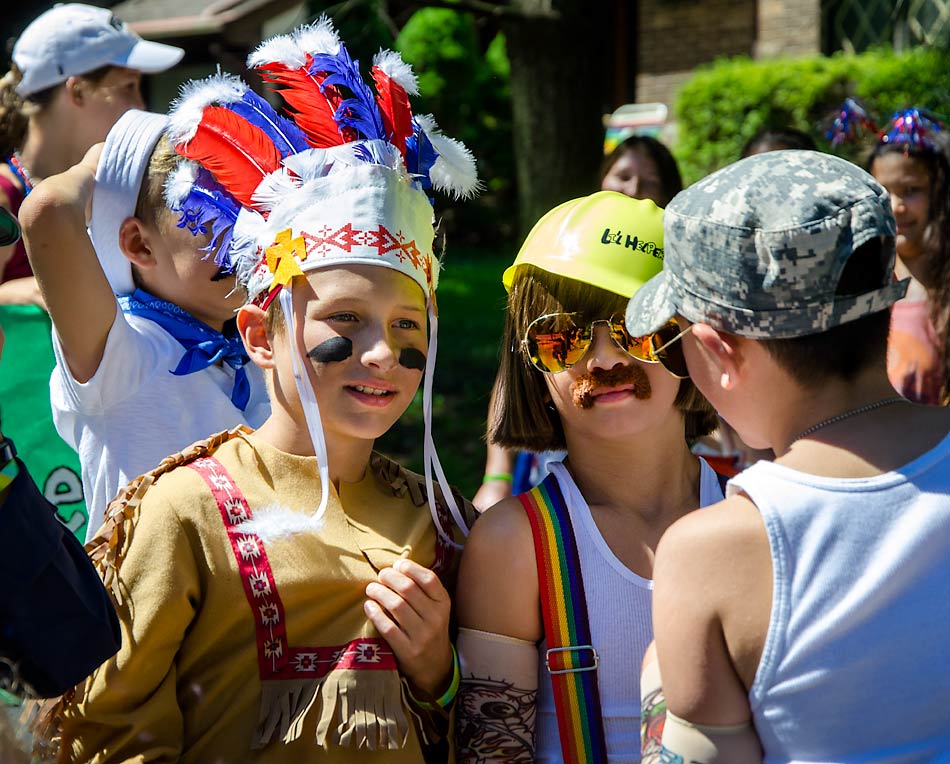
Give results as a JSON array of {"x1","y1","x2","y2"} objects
[
  {"x1": 21, "y1": 143, "x2": 102, "y2": 230},
  {"x1": 364, "y1": 558, "x2": 454, "y2": 698}
]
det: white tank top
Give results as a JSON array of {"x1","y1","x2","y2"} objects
[
  {"x1": 730, "y1": 435, "x2": 950, "y2": 764},
  {"x1": 534, "y1": 459, "x2": 724, "y2": 764}
]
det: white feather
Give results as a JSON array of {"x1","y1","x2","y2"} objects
[
  {"x1": 251, "y1": 168, "x2": 299, "y2": 212},
  {"x1": 231, "y1": 210, "x2": 269, "y2": 287},
  {"x1": 323, "y1": 142, "x2": 362, "y2": 167},
  {"x1": 239, "y1": 504, "x2": 325, "y2": 543},
  {"x1": 416, "y1": 115, "x2": 481, "y2": 200},
  {"x1": 372, "y1": 49, "x2": 419, "y2": 96},
  {"x1": 247, "y1": 33, "x2": 307, "y2": 70},
  {"x1": 293, "y1": 15, "x2": 341, "y2": 56},
  {"x1": 167, "y1": 73, "x2": 246, "y2": 146},
  {"x1": 282, "y1": 148, "x2": 333, "y2": 181},
  {"x1": 350, "y1": 139, "x2": 405, "y2": 171},
  {"x1": 162, "y1": 160, "x2": 199, "y2": 209}
]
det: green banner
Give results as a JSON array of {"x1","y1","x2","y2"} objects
[{"x1": 0, "y1": 306, "x2": 87, "y2": 539}]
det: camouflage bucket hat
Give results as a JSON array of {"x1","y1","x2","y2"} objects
[{"x1": 625, "y1": 150, "x2": 907, "y2": 339}]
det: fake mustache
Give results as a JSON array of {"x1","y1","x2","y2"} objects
[{"x1": 570, "y1": 364, "x2": 652, "y2": 410}]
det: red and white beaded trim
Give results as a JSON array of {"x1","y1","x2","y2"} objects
[{"x1": 189, "y1": 455, "x2": 397, "y2": 680}]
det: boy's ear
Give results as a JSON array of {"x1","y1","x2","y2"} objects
[
  {"x1": 237, "y1": 305, "x2": 274, "y2": 369},
  {"x1": 690, "y1": 323, "x2": 743, "y2": 391},
  {"x1": 118, "y1": 216, "x2": 157, "y2": 270}
]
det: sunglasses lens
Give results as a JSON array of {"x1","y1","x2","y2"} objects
[
  {"x1": 650, "y1": 322, "x2": 689, "y2": 378},
  {"x1": 526, "y1": 315, "x2": 590, "y2": 373}
]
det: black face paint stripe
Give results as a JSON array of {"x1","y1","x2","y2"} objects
[
  {"x1": 307, "y1": 336, "x2": 353, "y2": 363},
  {"x1": 399, "y1": 347, "x2": 426, "y2": 371}
]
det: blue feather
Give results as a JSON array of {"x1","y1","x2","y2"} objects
[
  {"x1": 310, "y1": 46, "x2": 386, "y2": 141},
  {"x1": 174, "y1": 169, "x2": 243, "y2": 269},
  {"x1": 404, "y1": 119, "x2": 438, "y2": 190},
  {"x1": 225, "y1": 90, "x2": 310, "y2": 159}
]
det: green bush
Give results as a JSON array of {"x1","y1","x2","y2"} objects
[{"x1": 673, "y1": 46, "x2": 950, "y2": 183}]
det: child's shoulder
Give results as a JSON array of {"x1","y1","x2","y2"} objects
[
  {"x1": 85, "y1": 426, "x2": 252, "y2": 564},
  {"x1": 138, "y1": 427, "x2": 251, "y2": 505}
]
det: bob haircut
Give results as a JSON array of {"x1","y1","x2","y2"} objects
[{"x1": 489, "y1": 264, "x2": 718, "y2": 452}]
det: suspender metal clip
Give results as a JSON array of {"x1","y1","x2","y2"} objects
[{"x1": 545, "y1": 645, "x2": 599, "y2": 675}]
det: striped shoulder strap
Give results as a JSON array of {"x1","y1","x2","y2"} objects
[{"x1": 517, "y1": 473, "x2": 608, "y2": 764}]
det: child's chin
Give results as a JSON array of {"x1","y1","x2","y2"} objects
[{"x1": 347, "y1": 412, "x2": 410, "y2": 442}]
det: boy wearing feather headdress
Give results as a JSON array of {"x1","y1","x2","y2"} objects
[
  {"x1": 43, "y1": 18, "x2": 479, "y2": 764},
  {"x1": 21, "y1": 110, "x2": 271, "y2": 540}
]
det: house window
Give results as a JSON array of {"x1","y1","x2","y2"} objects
[{"x1": 823, "y1": 0, "x2": 950, "y2": 52}]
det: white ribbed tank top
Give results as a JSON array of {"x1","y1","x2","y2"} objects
[
  {"x1": 534, "y1": 460, "x2": 724, "y2": 764},
  {"x1": 730, "y1": 435, "x2": 950, "y2": 764}
]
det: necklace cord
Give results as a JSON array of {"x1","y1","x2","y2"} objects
[{"x1": 791, "y1": 396, "x2": 905, "y2": 444}]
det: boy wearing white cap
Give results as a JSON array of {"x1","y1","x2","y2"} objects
[
  {"x1": 0, "y1": 3, "x2": 184, "y2": 302},
  {"x1": 45, "y1": 19, "x2": 478, "y2": 764},
  {"x1": 629, "y1": 151, "x2": 950, "y2": 761},
  {"x1": 21, "y1": 109, "x2": 270, "y2": 539}
]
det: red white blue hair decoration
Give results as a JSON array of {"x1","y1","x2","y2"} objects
[
  {"x1": 164, "y1": 17, "x2": 475, "y2": 546},
  {"x1": 826, "y1": 97, "x2": 877, "y2": 147},
  {"x1": 880, "y1": 108, "x2": 944, "y2": 152}
]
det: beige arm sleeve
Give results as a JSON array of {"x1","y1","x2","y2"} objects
[
  {"x1": 642, "y1": 653, "x2": 762, "y2": 764},
  {"x1": 455, "y1": 627, "x2": 539, "y2": 764},
  {"x1": 661, "y1": 711, "x2": 761, "y2": 764}
]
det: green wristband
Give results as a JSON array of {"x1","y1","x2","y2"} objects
[
  {"x1": 411, "y1": 644, "x2": 461, "y2": 710},
  {"x1": 482, "y1": 472, "x2": 513, "y2": 485}
]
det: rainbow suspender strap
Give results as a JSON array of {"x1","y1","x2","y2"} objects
[{"x1": 518, "y1": 473, "x2": 608, "y2": 764}]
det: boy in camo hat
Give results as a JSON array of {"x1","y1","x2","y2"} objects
[{"x1": 628, "y1": 150, "x2": 950, "y2": 763}]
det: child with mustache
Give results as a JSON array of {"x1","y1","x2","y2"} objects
[{"x1": 454, "y1": 191, "x2": 721, "y2": 763}]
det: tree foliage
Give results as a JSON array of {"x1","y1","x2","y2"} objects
[{"x1": 396, "y1": 8, "x2": 516, "y2": 243}]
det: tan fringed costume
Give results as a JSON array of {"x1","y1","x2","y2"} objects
[{"x1": 55, "y1": 426, "x2": 472, "y2": 763}]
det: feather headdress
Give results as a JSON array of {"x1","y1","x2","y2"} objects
[
  {"x1": 165, "y1": 17, "x2": 474, "y2": 564},
  {"x1": 167, "y1": 20, "x2": 479, "y2": 292}
]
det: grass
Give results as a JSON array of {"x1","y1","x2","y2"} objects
[{"x1": 375, "y1": 245, "x2": 513, "y2": 499}]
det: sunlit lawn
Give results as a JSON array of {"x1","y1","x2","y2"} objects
[{"x1": 375, "y1": 245, "x2": 512, "y2": 500}]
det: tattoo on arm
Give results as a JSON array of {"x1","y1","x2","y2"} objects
[
  {"x1": 455, "y1": 676, "x2": 537, "y2": 764},
  {"x1": 641, "y1": 684, "x2": 667, "y2": 764}
]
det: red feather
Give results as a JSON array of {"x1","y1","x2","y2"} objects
[
  {"x1": 372, "y1": 67, "x2": 413, "y2": 156},
  {"x1": 176, "y1": 106, "x2": 283, "y2": 209},
  {"x1": 257, "y1": 57, "x2": 355, "y2": 147}
]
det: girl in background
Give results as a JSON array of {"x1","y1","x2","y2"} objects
[
  {"x1": 867, "y1": 110, "x2": 950, "y2": 405},
  {"x1": 0, "y1": 3, "x2": 182, "y2": 305}
]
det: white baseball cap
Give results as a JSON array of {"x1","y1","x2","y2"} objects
[{"x1": 13, "y1": 4, "x2": 184, "y2": 97}]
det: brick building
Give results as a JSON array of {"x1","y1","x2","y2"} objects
[{"x1": 626, "y1": 0, "x2": 822, "y2": 110}]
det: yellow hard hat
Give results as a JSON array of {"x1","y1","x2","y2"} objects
[{"x1": 503, "y1": 190, "x2": 665, "y2": 299}]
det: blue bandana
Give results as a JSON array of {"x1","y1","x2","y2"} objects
[{"x1": 117, "y1": 289, "x2": 250, "y2": 411}]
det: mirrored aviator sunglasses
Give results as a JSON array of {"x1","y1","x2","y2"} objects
[{"x1": 522, "y1": 312, "x2": 691, "y2": 378}]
